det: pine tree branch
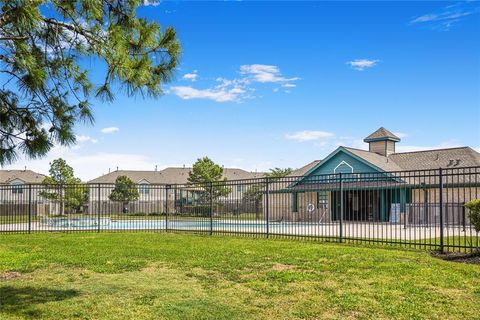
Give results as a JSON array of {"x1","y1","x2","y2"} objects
[
  {"x1": 0, "y1": 35, "x2": 28, "y2": 41},
  {"x1": 0, "y1": 8, "x2": 15, "y2": 28},
  {"x1": 42, "y1": 18, "x2": 101, "y2": 44}
]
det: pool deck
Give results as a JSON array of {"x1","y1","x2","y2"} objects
[{"x1": 1, "y1": 219, "x2": 474, "y2": 241}]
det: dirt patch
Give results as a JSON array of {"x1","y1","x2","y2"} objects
[
  {"x1": 0, "y1": 271, "x2": 22, "y2": 281},
  {"x1": 270, "y1": 263, "x2": 296, "y2": 271},
  {"x1": 432, "y1": 252, "x2": 480, "y2": 265}
]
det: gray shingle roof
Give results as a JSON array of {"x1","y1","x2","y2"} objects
[
  {"x1": 343, "y1": 147, "x2": 404, "y2": 172},
  {"x1": 0, "y1": 170, "x2": 46, "y2": 184},
  {"x1": 288, "y1": 160, "x2": 321, "y2": 177},
  {"x1": 292, "y1": 146, "x2": 480, "y2": 180},
  {"x1": 388, "y1": 147, "x2": 480, "y2": 170},
  {"x1": 364, "y1": 127, "x2": 400, "y2": 142},
  {"x1": 344, "y1": 146, "x2": 480, "y2": 172},
  {"x1": 88, "y1": 167, "x2": 266, "y2": 184}
]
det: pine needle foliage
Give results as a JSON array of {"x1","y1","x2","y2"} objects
[{"x1": 0, "y1": 0, "x2": 180, "y2": 165}]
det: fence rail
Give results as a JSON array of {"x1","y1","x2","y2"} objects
[{"x1": 1, "y1": 167, "x2": 479, "y2": 253}]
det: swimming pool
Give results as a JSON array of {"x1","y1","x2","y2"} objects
[
  {"x1": 96, "y1": 219, "x2": 270, "y2": 230},
  {"x1": 41, "y1": 217, "x2": 112, "y2": 228},
  {"x1": 2, "y1": 217, "x2": 457, "y2": 241},
  {"x1": 38, "y1": 217, "x2": 325, "y2": 231}
]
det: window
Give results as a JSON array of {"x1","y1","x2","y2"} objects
[
  {"x1": 11, "y1": 182, "x2": 24, "y2": 194},
  {"x1": 317, "y1": 191, "x2": 328, "y2": 204},
  {"x1": 139, "y1": 183, "x2": 150, "y2": 195},
  {"x1": 236, "y1": 185, "x2": 244, "y2": 192}
]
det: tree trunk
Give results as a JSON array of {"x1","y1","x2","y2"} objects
[{"x1": 476, "y1": 232, "x2": 479, "y2": 253}]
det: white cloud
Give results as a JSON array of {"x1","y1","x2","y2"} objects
[
  {"x1": 170, "y1": 64, "x2": 299, "y2": 103},
  {"x1": 395, "y1": 140, "x2": 463, "y2": 153},
  {"x1": 182, "y1": 71, "x2": 198, "y2": 82},
  {"x1": 239, "y1": 64, "x2": 300, "y2": 84},
  {"x1": 410, "y1": 2, "x2": 479, "y2": 30},
  {"x1": 142, "y1": 0, "x2": 160, "y2": 6},
  {"x1": 75, "y1": 135, "x2": 98, "y2": 144},
  {"x1": 411, "y1": 14, "x2": 438, "y2": 23},
  {"x1": 170, "y1": 86, "x2": 245, "y2": 103},
  {"x1": 393, "y1": 132, "x2": 408, "y2": 139},
  {"x1": 347, "y1": 59, "x2": 379, "y2": 71},
  {"x1": 333, "y1": 137, "x2": 367, "y2": 150},
  {"x1": 101, "y1": 127, "x2": 119, "y2": 134},
  {"x1": 285, "y1": 130, "x2": 335, "y2": 142}
]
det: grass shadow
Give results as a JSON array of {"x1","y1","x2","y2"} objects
[{"x1": 0, "y1": 286, "x2": 79, "y2": 318}]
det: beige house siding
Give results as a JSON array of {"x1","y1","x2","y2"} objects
[
  {"x1": 407, "y1": 187, "x2": 478, "y2": 225},
  {"x1": 0, "y1": 183, "x2": 46, "y2": 204},
  {"x1": 265, "y1": 193, "x2": 292, "y2": 221},
  {"x1": 0, "y1": 203, "x2": 52, "y2": 216},
  {"x1": 88, "y1": 186, "x2": 176, "y2": 214},
  {"x1": 368, "y1": 140, "x2": 396, "y2": 157},
  {"x1": 265, "y1": 191, "x2": 332, "y2": 222},
  {"x1": 412, "y1": 187, "x2": 478, "y2": 203},
  {"x1": 369, "y1": 141, "x2": 386, "y2": 156},
  {"x1": 386, "y1": 140, "x2": 396, "y2": 156}
]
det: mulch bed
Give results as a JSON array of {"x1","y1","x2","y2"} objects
[{"x1": 432, "y1": 252, "x2": 480, "y2": 265}]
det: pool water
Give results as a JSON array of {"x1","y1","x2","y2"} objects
[{"x1": 39, "y1": 217, "x2": 320, "y2": 230}]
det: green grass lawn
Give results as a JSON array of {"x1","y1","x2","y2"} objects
[{"x1": 1, "y1": 233, "x2": 479, "y2": 320}]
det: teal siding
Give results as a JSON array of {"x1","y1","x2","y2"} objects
[
  {"x1": 303, "y1": 150, "x2": 381, "y2": 183},
  {"x1": 291, "y1": 193, "x2": 298, "y2": 212},
  {"x1": 309, "y1": 150, "x2": 379, "y2": 175},
  {"x1": 291, "y1": 148, "x2": 414, "y2": 222}
]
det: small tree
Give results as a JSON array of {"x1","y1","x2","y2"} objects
[
  {"x1": 266, "y1": 167, "x2": 293, "y2": 179},
  {"x1": 465, "y1": 199, "x2": 480, "y2": 251},
  {"x1": 187, "y1": 157, "x2": 231, "y2": 207},
  {"x1": 242, "y1": 184, "x2": 264, "y2": 219},
  {"x1": 242, "y1": 167, "x2": 292, "y2": 219},
  {"x1": 109, "y1": 176, "x2": 139, "y2": 214},
  {"x1": 40, "y1": 158, "x2": 87, "y2": 214}
]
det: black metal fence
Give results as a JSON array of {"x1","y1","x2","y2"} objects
[{"x1": 1, "y1": 167, "x2": 479, "y2": 253}]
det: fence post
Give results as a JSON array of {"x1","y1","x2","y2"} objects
[
  {"x1": 265, "y1": 177, "x2": 270, "y2": 238},
  {"x1": 439, "y1": 168, "x2": 444, "y2": 253},
  {"x1": 339, "y1": 172, "x2": 343, "y2": 243},
  {"x1": 173, "y1": 185, "x2": 177, "y2": 216},
  {"x1": 209, "y1": 182, "x2": 213, "y2": 235},
  {"x1": 165, "y1": 185, "x2": 169, "y2": 232},
  {"x1": 28, "y1": 184, "x2": 32, "y2": 234},
  {"x1": 97, "y1": 184, "x2": 101, "y2": 233}
]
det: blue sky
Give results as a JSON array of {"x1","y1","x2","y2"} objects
[{"x1": 5, "y1": 1, "x2": 480, "y2": 180}]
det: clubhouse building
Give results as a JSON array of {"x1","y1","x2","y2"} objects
[{"x1": 266, "y1": 127, "x2": 480, "y2": 224}]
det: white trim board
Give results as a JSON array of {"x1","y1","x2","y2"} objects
[{"x1": 333, "y1": 160, "x2": 354, "y2": 173}]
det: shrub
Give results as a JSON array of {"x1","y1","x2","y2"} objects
[
  {"x1": 179, "y1": 205, "x2": 211, "y2": 217},
  {"x1": 464, "y1": 199, "x2": 480, "y2": 251}
]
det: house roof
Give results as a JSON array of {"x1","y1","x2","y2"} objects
[
  {"x1": 343, "y1": 147, "x2": 404, "y2": 172},
  {"x1": 291, "y1": 145, "x2": 480, "y2": 187},
  {"x1": 388, "y1": 147, "x2": 480, "y2": 170},
  {"x1": 341, "y1": 146, "x2": 480, "y2": 172},
  {"x1": 288, "y1": 160, "x2": 321, "y2": 177},
  {"x1": 363, "y1": 127, "x2": 400, "y2": 142},
  {"x1": 88, "y1": 167, "x2": 266, "y2": 184},
  {"x1": 0, "y1": 170, "x2": 46, "y2": 184},
  {"x1": 301, "y1": 146, "x2": 480, "y2": 177}
]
